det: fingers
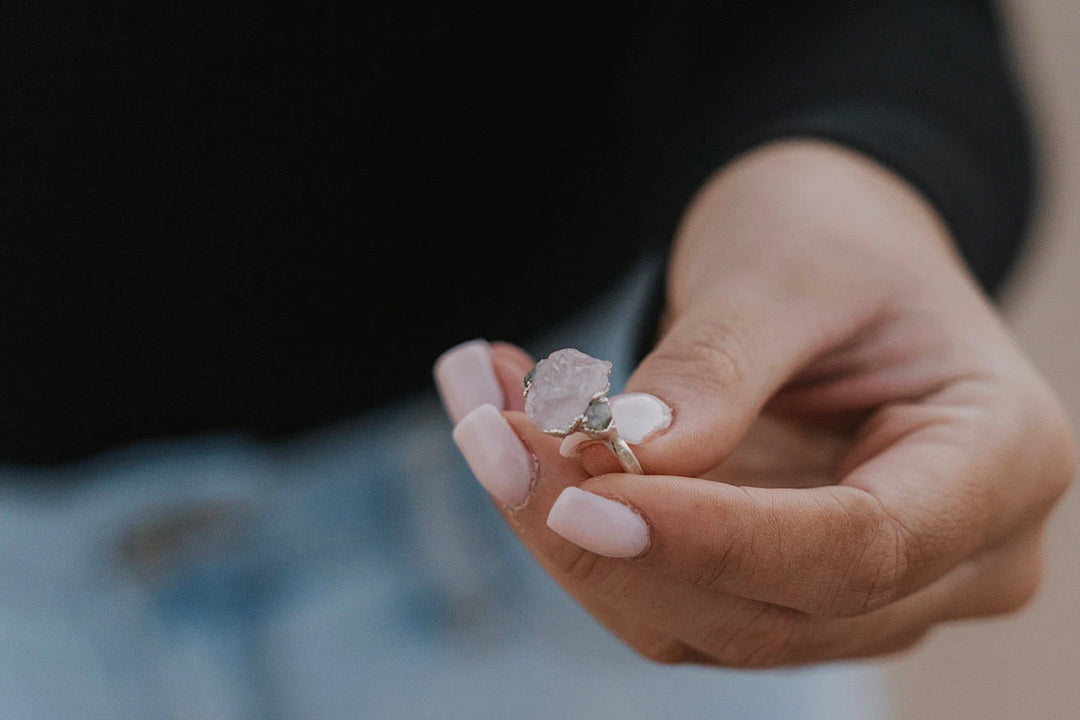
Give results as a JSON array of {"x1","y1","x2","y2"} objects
[
  {"x1": 796, "y1": 527, "x2": 1046, "y2": 663},
  {"x1": 572, "y1": 472, "x2": 907, "y2": 617},
  {"x1": 834, "y1": 378, "x2": 1073, "y2": 605},
  {"x1": 651, "y1": 530, "x2": 1044, "y2": 667},
  {"x1": 445, "y1": 388, "x2": 1047, "y2": 667},
  {"x1": 449, "y1": 402, "x2": 688, "y2": 655},
  {"x1": 434, "y1": 336, "x2": 1068, "y2": 668},
  {"x1": 451, "y1": 406, "x2": 797, "y2": 664},
  {"x1": 544, "y1": 479, "x2": 1043, "y2": 667},
  {"x1": 434, "y1": 339, "x2": 507, "y2": 423},
  {"x1": 438, "y1": 338, "x2": 998, "y2": 620},
  {"x1": 433, "y1": 338, "x2": 533, "y2": 422}
]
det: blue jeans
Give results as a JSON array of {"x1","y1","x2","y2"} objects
[{"x1": 0, "y1": 263, "x2": 891, "y2": 719}]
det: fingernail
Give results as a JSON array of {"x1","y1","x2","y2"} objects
[
  {"x1": 434, "y1": 339, "x2": 505, "y2": 423},
  {"x1": 559, "y1": 432, "x2": 593, "y2": 458},
  {"x1": 546, "y1": 487, "x2": 650, "y2": 558},
  {"x1": 609, "y1": 393, "x2": 672, "y2": 444},
  {"x1": 453, "y1": 404, "x2": 535, "y2": 508}
]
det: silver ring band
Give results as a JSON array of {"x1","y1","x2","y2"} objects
[{"x1": 604, "y1": 433, "x2": 643, "y2": 475}]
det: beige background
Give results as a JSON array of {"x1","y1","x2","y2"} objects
[{"x1": 886, "y1": 1, "x2": 1080, "y2": 718}]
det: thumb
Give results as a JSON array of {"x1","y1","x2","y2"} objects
[{"x1": 587, "y1": 284, "x2": 848, "y2": 478}]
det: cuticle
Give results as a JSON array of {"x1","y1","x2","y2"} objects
[{"x1": 507, "y1": 451, "x2": 539, "y2": 512}]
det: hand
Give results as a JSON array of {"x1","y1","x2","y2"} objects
[{"x1": 435, "y1": 140, "x2": 1076, "y2": 666}]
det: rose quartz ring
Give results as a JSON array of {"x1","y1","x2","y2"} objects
[{"x1": 523, "y1": 348, "x2": 643, "y2": 474}]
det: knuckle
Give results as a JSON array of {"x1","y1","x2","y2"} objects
[
  {"x1": 831, "y1": 500, "x2": 910, "y2": 616},
  {"x1": 690, "y1": 520, "x2": 747, "y2": 594},
  {"x1": 843, "y1": 547, "x2": 904, "y2": 615},
  {"x1": 714, "y1": 607, "x2": 804, "y2": 668},
  {"x1": 650, "y1": 318, "x2": 750, "y2": 399}
]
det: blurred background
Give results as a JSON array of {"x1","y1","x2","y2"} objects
[
  {"x1": 1, "y1": 3, "x2": 1073, "y2": 718},
  {"x1": 885, "y1": 1, "x2": 1080, "y2": 717}
]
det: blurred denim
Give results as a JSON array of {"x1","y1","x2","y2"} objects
[{"x1": 0, "y1": 262, "x2": 891, "y2": 719}]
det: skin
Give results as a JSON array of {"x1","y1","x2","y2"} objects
[{"x1": 487, "y1": 139, "x2": 1076, "y2": 667}]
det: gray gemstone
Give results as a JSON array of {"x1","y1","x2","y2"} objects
[
  {"x1": 523, "y1": 367, "x2": 535, "y2": 389},
  {"x1": 584, "y1": 399, "x2": 613, "y2": 432}
]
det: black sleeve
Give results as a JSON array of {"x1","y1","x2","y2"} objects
[
  {"x1": 631, "y1": 0, "x2": 1034, "y2": 297},
  {"x1": 630, "y1": 0, "x2": 1034, "y2": 360}
]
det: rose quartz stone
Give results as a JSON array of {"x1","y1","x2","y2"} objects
[{"x1": 524, "y1": 348, "x2": 612, "y2": 434}]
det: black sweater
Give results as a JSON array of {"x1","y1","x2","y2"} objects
[{"x1": 3, "y1": 1, "x2": 1033, "y2": 463}]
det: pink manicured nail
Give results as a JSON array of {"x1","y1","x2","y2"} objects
[
  {"x1": 547, "y1": 487, "x2": 650, "y2": 558},
  {"x1": 453, "y1": 404, "x2": 535, "y2": 508},
  {"x1": 559, "y1": 432, "x2": 593, "y2": 458},
  {"x1": 609, "y1": 393, "x2": 672, "y2": 444},
  {"x1": 434, "y1": 339, "x2": 505, "y2": 423}
]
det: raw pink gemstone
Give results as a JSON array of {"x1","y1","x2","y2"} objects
[{"x1": 524, "y1": 349, "x2": 612, "y2": 434}]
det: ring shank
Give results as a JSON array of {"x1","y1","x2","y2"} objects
[{"x1": 606, "y1": 436, "x2": 643, "y2": 474}]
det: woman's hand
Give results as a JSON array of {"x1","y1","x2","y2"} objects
[{"x1": 435, "y1": 140, "x2": 1076, "y2": 666}]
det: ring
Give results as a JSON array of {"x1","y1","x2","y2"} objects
[{"x1": 522, "y1": 348, "x2": 643, "y2": 474}]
